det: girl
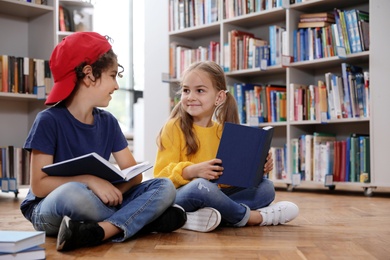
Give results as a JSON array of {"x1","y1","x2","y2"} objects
[
  {"x1": 20, "y1": 32, "x2": 186, "y2": 251},
  {"x1": 154, "y1": 61, "x2": 299, "y2": 232}
]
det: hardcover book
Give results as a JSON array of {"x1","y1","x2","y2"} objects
[
  {"x1": 0, "y1": 231, "x2": 45, "y2": 254},
  {"x1": 212, "y1": 122, "x2": 274, "y2": 188},
  {"x1": 42, "y1": 152, "x2": 152, "y2": 183},
  {"x1": 0, "y1": 245, "x2": 45, "y2": 259}
]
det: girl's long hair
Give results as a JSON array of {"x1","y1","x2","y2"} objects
[{"x1": 157, "y1": 61, "x2": 239, "y2": 156}]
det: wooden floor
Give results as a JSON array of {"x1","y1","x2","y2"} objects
[{"x1": 1, "y1": 187, "x2": 390, "y2": 260}]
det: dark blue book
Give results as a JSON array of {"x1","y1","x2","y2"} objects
[
  {"x1": 42, "y1": 152, "x2": 152, "y2": 183},
  {"x1": 212, "y1": 123, "x2": 274, "y2": 188}
]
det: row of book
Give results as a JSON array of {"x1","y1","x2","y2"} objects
[
  {"x1": 1, "y1": 146, "x2": 30, "y2": 193},
  {"x1": 293, "y1": 9, "x2": 369, "y2": 62},
  {"x1": 169, "y1": 0, "x2": 219, "y2": 31},
  {"x1": 0, "y1": 231, "x2": 45, "y2": 259},
  {"x1": 291, "y1": 133, "x2": 370, "y2": 183},
  {"x1": 169, "y1": 41, "x2": 220, "y2": 79},
  {"x1": 224, "y1": 0, "x2": 283, "y2": 19},
  {"x1": 290, "y1": 64, "x2": 370, "y2": 122},
  {"x1": 229, "y1": 83, "x2": 286, "y2": 124},
  {"x1": 224, "y1": 26, "x2": 283, "y2": 72},
  {"x1": 0, "y1": 55, "x2": 51, "y2": 95}
]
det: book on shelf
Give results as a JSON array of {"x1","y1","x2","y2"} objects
[
  {"x1": 0, "y1": 231, "x2": 45, "y2": 254},
  {"x1": 0, "y1": 245, "x2": 45, "y2": 260},
  {"x1": 298, "y1": 21, "x2": 334, "y2": 29},
  {"x1": 265, "y1": 85, "x2": 286, "y2": 122},
  {"x1": 356, "y1": 10, "x2": 369, "y2": 51},
  {"x1": 359, "y1": 135, "x2": 370, "y2": 183},
  {"x1": 300, "y1": 12, "x2": 335, "y2": 20},
  {"x1": 312, "y1": 132, "x2": 336, "y2": 182},
  {"x1": 212, "y1": 123, "x2": 274, "y2": 188},
  {"x1": 42, "y1": 153, "x2": 152, "y2": 184}
]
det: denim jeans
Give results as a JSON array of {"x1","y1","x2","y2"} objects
[
  {"x1": 175, "y1": 178, "x2": 275, "y2": 227},
  {"x1": 31, "y1": 178, "x2": 176, "y2": 242}
]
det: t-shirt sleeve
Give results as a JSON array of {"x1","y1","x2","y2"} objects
[{"x1": 23, "y1": 110, "x2": 57, "y2": 155}]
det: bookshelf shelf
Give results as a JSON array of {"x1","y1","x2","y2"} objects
[
  {"x1": 165, "y1": 0, "x2": 387, "y2": 195},
  {"x1": 0, "y1": 0, "x2": 53, "y2": 18},
  {"x1": 224, "y1": 8, "x2": 286, "y2": 27},
  {"x1": 0, "y1": 92, "x2": 44, "y2": 101}
]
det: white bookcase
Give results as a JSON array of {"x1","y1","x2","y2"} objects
[
  {"x1": 166, "y1": 0, "x2": 389, "y2": 195},
  {"x1": 0, "y1": 0, "x2": 94, "y2": 196}
]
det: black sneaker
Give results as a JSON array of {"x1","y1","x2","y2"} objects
[
  {"x1": 141, "y1": 204, "x2": 187, "y2": 233},
  {"x1": 56, "y1": 216, "x2": 105, "y2": 251}
]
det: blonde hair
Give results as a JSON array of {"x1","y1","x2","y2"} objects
[{"x1": 157, "y1": 61, "x2": 239, "y2": 156}]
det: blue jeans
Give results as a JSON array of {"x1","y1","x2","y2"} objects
[
  {"x1": 175, "y1": 178, "x2": 275, "y2": 227},
  {"x1": 30, "y1": 178, "x2": 176, "y2": 242}
]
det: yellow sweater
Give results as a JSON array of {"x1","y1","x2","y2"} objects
[{"x1": 154, "y1": 118, "x2": 223, "y2": 188}]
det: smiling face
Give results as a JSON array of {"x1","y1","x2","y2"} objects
[
  {"x1": 93, "y1": 61, "x2": 120, "y2": 107},
  {"x1": 180, "y1": 69, "x2": 222, "y2": 126}
]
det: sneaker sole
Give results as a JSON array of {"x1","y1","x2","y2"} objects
[
  {"x1": 56, "y1": 216, "x2": 71, "y2": 251},
  {"x1": 182, "y1": 207, "x2": 221, "y2": 232}
]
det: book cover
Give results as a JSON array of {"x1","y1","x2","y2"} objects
[
  {"x1": 298, "y1": 21, "x2": 334, "y2": 28},
  {"x1": 42, "y1": 153, "x2": 152, "y2": 183},
  {"x1": 0, "y1": 231, "x2": 45, "y2": 254},
  {"x1": 0, "y1": 245, "x2": 45, "y2": 259},
  {"x1": 213, "y1": 123, "x2": 274, "y2": 188}
]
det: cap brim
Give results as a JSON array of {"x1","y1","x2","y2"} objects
[{"x1": 45, "y1": 74, "x2": 76, "y2": 105}]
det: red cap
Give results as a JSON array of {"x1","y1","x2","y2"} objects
[{"x1": 45, "y1": 32, "x2": 112, "y2": 105}]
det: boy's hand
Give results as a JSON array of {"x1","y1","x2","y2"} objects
[{"x1": 88, "y1": 177, "x2": 123, "y2": 206}]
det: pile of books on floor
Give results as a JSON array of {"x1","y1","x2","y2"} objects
[{"x1": 0, "y1": 230, "x2": 45, "y2": 259}]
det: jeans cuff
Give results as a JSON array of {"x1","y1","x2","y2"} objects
[{"x1": 232, "y1": 203, "x2": 251, "y2": 227}]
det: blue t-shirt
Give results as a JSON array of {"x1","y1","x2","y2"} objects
[{"x1": 20, "y1": 102, "x2": 128, "y2": 220}]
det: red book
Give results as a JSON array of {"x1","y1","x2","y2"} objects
[{"x1": 339, "y1": 140, "x2": 347, "y2": 181}]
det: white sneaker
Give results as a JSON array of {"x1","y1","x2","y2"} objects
[
  {"x1": 257, "y1": 201, "x2": 299, "y2": 226},
  {"x1": 182, "y1": 207, "x2": 221, "y2": 232}
]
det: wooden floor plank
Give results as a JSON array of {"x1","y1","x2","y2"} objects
[{"x1": 1, "y1": 188, "x2": 390, "y2": 259}]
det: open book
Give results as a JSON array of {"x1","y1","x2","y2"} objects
[
  {"x1": 42, "y1": 152, "x2": 153, "y2": 183},
  {"x1": 212, "y1": 123, "x2": 274, "y2": 188}
]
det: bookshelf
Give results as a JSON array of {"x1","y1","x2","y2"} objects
[
  {"x1": 56, "y1": 0, "x2": 94, "y2": 44},
  {"x1": 0, "y1": 0, "x2": 94, "y2": 197},
  {"x1": 0, "y1": 0, "x2": 54, "y2": 196},
  {"x1": 165, "y1": 0, "x2": 389, "y2": 196}
]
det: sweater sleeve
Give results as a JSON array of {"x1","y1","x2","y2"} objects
[{"x1": 153, "y1": 120, "x2": 193, "y2": 188}]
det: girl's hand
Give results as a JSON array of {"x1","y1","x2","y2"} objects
[
  {"x1": 264, "y1": 152, "x2": 273, "y2": 175},
  {"x1": 88, "y1": 177, "x2": 123, "y2": 206},
  {"x1": 183, "y1": 159, "x2": 224, "y2": 181}
]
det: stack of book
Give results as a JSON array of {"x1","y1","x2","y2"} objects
[
  {"x1": 298, "y1": 12, "x2": 335, "y2": 28},
  {"x1": 0, "y1": 231, "x2": 45, "y2": 259}
]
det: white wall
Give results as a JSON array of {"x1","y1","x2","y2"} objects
[
  {"x1": 136, "y1": 0, "x2": 170, "y2": 178},
  {"x1": 370, "y1": 0, "x2": 390, "y2": 185}
]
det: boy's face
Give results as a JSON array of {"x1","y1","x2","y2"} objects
[{"x1": 93, "y1": 61, "x2": 120, "y2": 107}]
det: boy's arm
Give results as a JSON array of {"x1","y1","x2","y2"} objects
[
  {"x1": 30, "y1": 149, "x2": 121, "y2": 202},
  {"x1": 112, "y1": 147, "x2": 143, "y2": 193}
]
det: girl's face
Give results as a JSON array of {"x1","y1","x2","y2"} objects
[
  {"x1": 93, "y1": 61, "x2": 120, "y2": 107},
  {"x1": 181, "y1": 69, "x2": 221, "y2": 126}
]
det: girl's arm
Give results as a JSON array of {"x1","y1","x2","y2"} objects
[{"x1": 154, "y1": 122, "x2": 194, "y2": 188}]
